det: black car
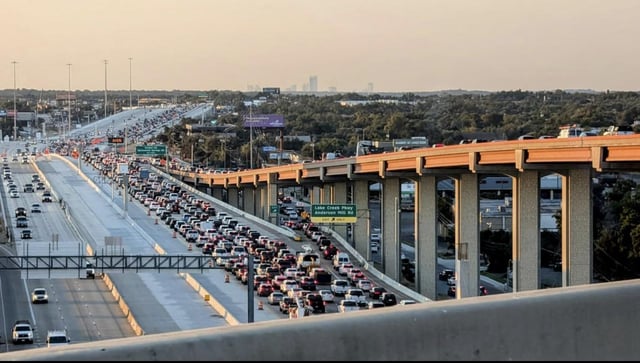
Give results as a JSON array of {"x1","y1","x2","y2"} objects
[
  {"x1": 381, "y1": 292, "x2": 397, "y2": 306},
  {"x1": 439, "y1": 269, "x2": 455, "y2": 281},
  {"x1": 279, "y1": 297, "x2": 295, "y2": 314},
  {"x1": 41, "y1": 191, "x2": 52, "y2": 203},
  {"x1": 304, "y1": 293, "x2": 325, "y2": 314},
  {"x1": 21, "y1": 229, "x2": 32, "y2": 239},
  {"x1": 15, "y1": 207, "x2": 27, "y2": 217}
]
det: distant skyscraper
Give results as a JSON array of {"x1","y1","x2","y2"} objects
[
  {"x1": 367, "y1": 82, "x2": 374, "y2": 93},
  {"x1": 309, "y1": 76, "x2": 318, "y2": 92}
]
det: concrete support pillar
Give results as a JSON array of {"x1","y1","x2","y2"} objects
[
  {"x1": 454, "y1": 173, "x2": 480, "y2": 298},
  {"x1": 266, "y1": 177, "x2": 279, "y2": 225},
  {"x1": 211, "y1": 187, "x2": 223, "y2": 201},
  {"x1": 242, "y1": 186, "x2": 256, "y2": 216},
  {"x1": 415, "y1": 175, "x2": 438, "y2": 299},
  {"x1": 381, "y1": 178, "x2": 401, "y2": 281},
  {"x1": 322, "y1": 185, "x2": 331, "y2": 204},
  {"x1": 255, "y1": 187, "x2": 264, "y2": 220},
  {"x1": 332, "y1": 182, "x2": 348, "y2": 241},
  {"x1": 512, "y1": 171, "x2": 541, "y2": 292},
  {"x1": 561, "y1": 168, "x2": 593, "y2": 286},
  {"x1": 227, "y1": 188, "x2": 239, "y2": 208},
  {"x1": 310, "y1": 186, "x2": 321, "y2": 205},
  {"x1": 353, "y1": 180, "x2": 370, "y2": 259}
]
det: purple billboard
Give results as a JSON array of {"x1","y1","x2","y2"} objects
[{"x1": 243, "y1": 114, "x2": 285, "y2": 128}]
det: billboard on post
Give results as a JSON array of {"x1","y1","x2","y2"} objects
[{"x1": 243, "y1": 114, "x2": 285, "y2": 128}]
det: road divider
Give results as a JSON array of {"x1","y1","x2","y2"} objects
[
  {"x1": 102, "y1": 272, "x2": 145, "y2": 336},
  {"x1": 179, "y1": 272, "x2": 240, "y2": 326}
]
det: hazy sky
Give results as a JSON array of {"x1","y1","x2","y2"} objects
[{"x1": 3, "y1": 0, "x2": 640, "y2": 93}]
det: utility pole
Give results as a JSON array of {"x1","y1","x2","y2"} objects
[
  {"x1": 128, "y1": 57, "x2": 133, "y2": 109},
  {"x1": 104, "y1": 59, "x2": 108, "y2": 119},
  {"x1": 67, "y1": 63, "x2": 72, "y2": 139},
  {"x1": 12, "y1": 61, "x2": 18, "y2": 141}
]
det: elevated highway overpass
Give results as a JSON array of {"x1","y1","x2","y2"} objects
[{"x1": 165, "y1": 135, "x2": 640, "y2": 300}]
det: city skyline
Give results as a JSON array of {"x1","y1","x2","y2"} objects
[{"x1": 3, "y1": 0, "x2": 640, "y2": 93}]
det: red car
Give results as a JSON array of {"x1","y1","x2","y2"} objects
[
  {"x1": 257, "y1": 283, "x2": 274, "y2": 297},
  {"x1": 369, "y1": 286, "x2": 387, "y2": 300}
]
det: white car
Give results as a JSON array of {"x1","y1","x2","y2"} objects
[
  {"x1": 280, "y1": 279, "x2": 299, "y2": 293},
  {"x1": 447, "y1": 276, "x2": 457, "y2": 286},
  {"x1": 330, "y1": 279, "x2": 350, "y2": 296},
  {"x1": 30, "y1": 203, "x2": 42, "y2": 213},
  {"x1": 338, "y1": 299, "x2": 360, "y2": 313},
  {"x1": 267, "y1": 292, "x2": 284, "y2": 305},
  {"x1": 338, "y1": 263, "x2": 354, "y2": 276},
  {"x1": 9, "y1": 189, "x2": 19, "y2": 198},
  {"x1": 284, "y1": 267, "x2": 299, "y2": 279},
  {"x1": 370, "y1": 242, "x2": 379, "y2": 253},
  {"x1": 370, "y1": 233, "x2": 381, "y2": 243},
  {"x1": 31, "y1": 287, "x2": 48, "y2": 304},
  {"x1": 345, "y1": 288, "x2": 367, "y2": 303},
  {"x1": 399, "y1": 299, "x2": 418, "y2": 305},
  {"x1": 318, "y1": 289, "x2": 334, "y2": 303},
  {"x1": 356, "y1": 279, "x2": 372, "y2": 293}
]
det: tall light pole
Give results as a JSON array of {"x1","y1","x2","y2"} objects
[
  {"x1": 67, "y1": 63, "x2": 72, "y2": 139},
  {"x1": 12, "y1": 60, "x2": 17, "y2": 141},
  {"x1": 249, "y1": 103, "x2": 253, "y2": 169},
  {"x1": 103, "y1": 59, "x2": 108, "y2": 119},
  {"x1": 128, "y1": 57, "x2": 132, "y2": 109},
  {"x1": 191, "y1": 143, "x2": 194, "y2": 168}
]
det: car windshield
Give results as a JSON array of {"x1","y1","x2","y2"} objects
[{"x1": 48, "y1": 336, "x2": 68, "y2": 344}]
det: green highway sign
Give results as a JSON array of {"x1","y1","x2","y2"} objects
[
  {"x1": 136, "y1": 145, "x2": 167, "y2": 156},
  {"x1": 270, "y1": 205, "x2": 279, "y2": 215},
  {"x1": 311, "y1": 204, "x2": 357, "y2": 223}
]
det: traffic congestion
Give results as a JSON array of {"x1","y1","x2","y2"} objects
[{"x1": 79, "y1": 147, "x2": 418, "y2": 318}]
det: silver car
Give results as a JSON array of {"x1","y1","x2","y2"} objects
[
  {"x1": 267, "y1": 291, "x2": 284, "y2": 305},
  {"x1": 31, "y1": 288, "x2": 48, "y2": 304}
]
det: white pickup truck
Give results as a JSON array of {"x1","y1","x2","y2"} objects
[
  {"x1": 345, "y1": 288, "x2": 367, "y2": 304},
  {"x1": 330, "y1": 279, "x2": 350, "y2": 296}
]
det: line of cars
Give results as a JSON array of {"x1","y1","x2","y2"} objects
[
  {"x1": 84, "y1": 149, "x2": 416, "y2": 320},
  {"x1": 7, "y1": 168, "x2": 51, "y2": 239},
  {"x1": 439, "y1": 269, "x2": 489, "y2": 297}
]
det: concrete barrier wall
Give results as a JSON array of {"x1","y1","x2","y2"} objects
[
  {"x1": 102, "y1": 272, "x2": 145, "y2": 336},
  {"x1": 5, "y1": 278, "x2": 640, "y2": 361},
  {"x1": 179, "y1": 272, "x2": 240, "y2": 326}
]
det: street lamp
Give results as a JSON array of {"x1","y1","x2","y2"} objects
[
  {"x1": 128, "y1": 57, "x2": 132, "y2": 109},
  {"x1": 12, "y1": 60, "x2": 17, "y2": 141},
  {"x1": 249, "y1": 103, "x2": 253, "y2": 169},
  {"x1": 191, "y1": 143, "x2": 195, "y2": 168},
  {"x1": 67, "y1": 63, "x2": 72, "y2": 139},
  {"x1": 220, "y1": 139, "x2": 227, "y2": 169},
  {"x1": 103, "y1": 59, "x2": 108, "y2": 119}
]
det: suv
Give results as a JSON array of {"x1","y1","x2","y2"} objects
[
  {"x1": 304, "y1": 293, "x2": 325, "y2": 314},
  {"x1": 23, "y1": 183, "x2": 34, "y2": 193},
  {"x1": 11, "y1": 320, "x2": 34, "y2": 344},
  {"x1": 16, "y1": 216, "x2": 28, "y2": 228},
  {"x1": 86, "y1": 262, "x2": 96, "y2": 279},
  {"x1": 42, "y1": 191, "x2": 52, "y2": 203},
  {"x1": 15, "y1": 207, "x2": 27, "y2": 217},
  {"x1": 46, "y1": 330, "x2": 70, "y2": 347}
]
